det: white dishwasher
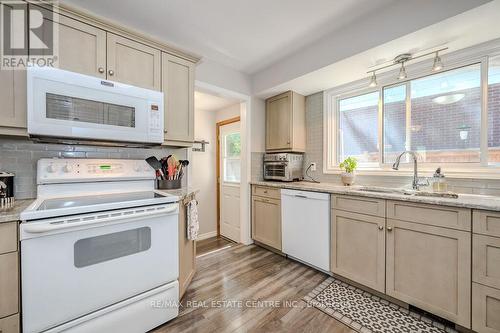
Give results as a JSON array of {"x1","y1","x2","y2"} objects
[{"x1": 281, "y1": 189, "x2": 330, "y2": 271}]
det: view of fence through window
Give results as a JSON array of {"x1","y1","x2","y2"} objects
[{"x1": 336, "y1": 59, "x2": 500, "y2": 167}]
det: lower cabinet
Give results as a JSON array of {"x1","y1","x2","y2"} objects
[
  {"x1": 0, "y1": 221, "x2": 19, "y2": 333},
  {"x1": 331, "y1": 210, "x2": 385, "y2": 293},
  {"x1": 178, "y1": 202, "x2": 196, "y2": 299},
  {"x1": 473, "y1": 283, "x2": 500, "y2": 333},
  {"x1": 386, "y1": 219, "x2": 471, "y2": 327},
  {"x1": 0, "y1": 314, "x2": 19, "y2": 333},
  {"x1": 252, "y1": 195, "x2": 282, "y2": 251}
]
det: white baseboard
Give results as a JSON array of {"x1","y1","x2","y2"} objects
[{"x1": 197, "y1": 231, "x2": 218, "y2": 240}]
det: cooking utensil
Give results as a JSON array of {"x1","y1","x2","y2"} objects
[{"x1": 145, "y1": 156, "x2": 164, "y2": 179}]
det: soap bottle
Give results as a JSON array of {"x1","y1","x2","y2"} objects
[{"x1": 432, "y1": 167, "x2": 447, "y2": 192}]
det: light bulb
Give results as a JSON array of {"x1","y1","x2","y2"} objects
[
  {"x1": 432, "y1": 52, "x2": 443, "y2": 71},
  {"x1": 398, "y1": 63, "x2": 407, "y2": 80},
  {"x1": 368, "y1": 72, "x2": 377, "y2": 87}
]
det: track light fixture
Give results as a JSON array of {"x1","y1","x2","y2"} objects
[
  {"x1": 368, "y1": 72, "x2": 377, "y2": 87},
  {"x1": 366, "y1": 47, "x2": 448, "y2": 87}
]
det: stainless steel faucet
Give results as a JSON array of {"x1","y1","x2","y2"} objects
[{"x1": 392, "y1": 151, "x2": 429, "y2": 190}]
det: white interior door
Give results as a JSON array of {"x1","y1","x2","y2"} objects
[{"x1": 219, "y1": 121, "x2": 241, "y2": 242}]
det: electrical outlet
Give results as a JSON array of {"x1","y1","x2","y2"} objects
[{"x1": 310, "y1": 162, "x2": 316, "y2": 171}]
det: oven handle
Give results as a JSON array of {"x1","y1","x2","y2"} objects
[{"x1": 22, "y1": 204, "x2": 178, "y2": 234}]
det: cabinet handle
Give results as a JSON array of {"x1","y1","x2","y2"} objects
[
  {"x1": 263, "y1": 190, "x2": 268, "y2": 193},
  {"x1": 378, "y1": 225, "x2": 384, "y2": 230},
  {"x1": 98, "y1": 67, "x2": 105, "y2": 74},
  {"x1": 387, "y1": 226, "x2": 393, "y2": 232},
  {"x1": 287, "y1": 141, "x2": 290, "y2": 145},
  {"x1": 108, "y1": 70, "x2": 114, "y2": 76}
]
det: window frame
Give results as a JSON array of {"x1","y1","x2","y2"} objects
[{"x1": 324, "y1": 44, "x2": 500, "y2": 179}]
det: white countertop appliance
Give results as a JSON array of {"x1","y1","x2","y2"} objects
[
  {"x1": 27, "y1": 66, "x2": 164, "y2": 145},
  {"x1": 281, "y1": 189, "x2": 330, "y2": 271},
  {"x1": 20, "y1": 158, "x2": 180, "y2": 333}
]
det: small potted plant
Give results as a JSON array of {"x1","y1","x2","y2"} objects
[{"x1": 339, "y1": 157, "x2": 358, "y2": 186}]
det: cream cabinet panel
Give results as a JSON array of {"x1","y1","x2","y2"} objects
[
  {"x1": 331, "y1": 195, "x2": 385, "y2": 217},
  {"x1": 57, "y1": 15, "x2": 107, "y2": 77},
  {"x1": 331, "y1": 210, "x2": 385, "y2": 292},
  {"x1": 386, "y1": 219, "x2": 471, "y2": 327},
  {"x1": 162, "y1": 53, "x2": 195, "y2": 145},
  {"x1": 474, "y1": 210, "x2": 500, "y2": 238},
  {"x1": 107, "y1": 34, "x2": 161, "y2": 90},
  {"x1": 473, "y1": 234, "x2": 500, "y2": 290},
  {"x1": 252, "y1": 196, "x2": 282, "y2": 251},
  {"x1": 473, "y1": 283, "x2": 500, "y2": 333},
  {"x1": 179, "y1": 201, "x2": 196, "y2": 299},
  {"x1": 0, "y1": 252, "x2": 19, "y2": 318},
  {"x1": 0, "y1": 314, "x2": 19, "y2": 333},
  {"x1": 387, "y1": 200, "x2": 471, "y2": 231},
  {"x1": 252, "y1": 186, "x2": 281, "y2": 200},
  {"x1": 266, "y1": 91, "x2": 305, "y2": 152},
  {"x1": 0, "y1": 222, "x2": 17, "y2": 254}
]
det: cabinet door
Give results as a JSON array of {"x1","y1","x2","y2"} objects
[
  {"x1": 386, "y1": 219, "x2": 471, "y2": 327},
  {"x1": 107, "y1": 33, "x2": 161, "y2": 90},
  {"x1": 0, "y1": 3, "x2": 27, "y2": 136},
  {"x1": 266, "y1": 92, "x2": 291, "y2": 151},
  {"x1": 473, "y1": 234, "x2": 500, "y2": 290},
  {"x1": 162, "y1": 53, "x2": 195, "y2": 145},
  {"x1": 331, "y1": 210, "x2": 385, "y2": 292},
  {"x1": 473, "y1": 283, "x2": 500, "y2": 333},
  {"x1": 252, "y1": 197, "x2": 281, "y2": 250},
  {"x1": 179, "y1": 203, "x2": 195, "y2": 299},
  {"x1": 0, "y1": 252, "x2": 19, "y2": 318},
  {"x1": 0, "y1": 314, "x2": 19, "y2": 333},
  {"x1": 57, "y1": 15, "x2": 107, "y2": 77}
]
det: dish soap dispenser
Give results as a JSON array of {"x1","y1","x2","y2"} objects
[{"x1": 432, "y1": 167, "x2": 447, "y2": 192}]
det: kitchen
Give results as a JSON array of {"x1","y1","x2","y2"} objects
[{"x1": 1, "y1": 0, "x2": 500, "y2": 333}]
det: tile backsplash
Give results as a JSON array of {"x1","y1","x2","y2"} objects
[{"x1": 0, "y1": 138, "x2": 187, "y2": 199}]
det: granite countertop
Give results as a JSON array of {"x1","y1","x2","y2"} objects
[
  {"x1": 251, "y1": 180, "x2": 500, "y2": 212},
  {"x1": 0, "y1": 199, "x2": 34, "y2": 224}
]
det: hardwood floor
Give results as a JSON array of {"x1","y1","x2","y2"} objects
[
  {"x1": 152, "y1": 243, "x2": 355, "y2": 333},
  {"x1": 196, "y1": 236, "x2": 236, "y2": 256}
]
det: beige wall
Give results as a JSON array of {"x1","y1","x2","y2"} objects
[{"x1": 192, "y1": 103, "x2": 242, "y2": 237}]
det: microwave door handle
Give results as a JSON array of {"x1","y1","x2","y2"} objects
[{"x1": 23, "y1": 204, "x2": 178, "y2": 234}]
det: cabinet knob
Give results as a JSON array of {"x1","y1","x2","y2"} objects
[
  {"x1": 263, "y1": 190, "x2": 268, "y2": 193},
  {"x1": 98, "y1": 67, "x2": 105, "y2": 74},
  {"x1": 387, "y1": 226, "x2": 393, "y2": 232},
  {"x1": 287, "y1": 141, "x2": 290, "y2": 145},
  {"x1": 378, "y1": 225, "x2": 384, "y2": 230},
  {"x1": 108, "y1": 70, "x2": 114, "y2": 76}
]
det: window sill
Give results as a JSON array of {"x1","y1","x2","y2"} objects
[{"x1": 323, "y1": 167, "x2": 500, "y2": 180}]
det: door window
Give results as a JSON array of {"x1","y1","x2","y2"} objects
[{"x1": 222, "y1": 131, "x2": 241, "y2": 183}]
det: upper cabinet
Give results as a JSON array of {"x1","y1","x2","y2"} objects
[
  {"x1": 162, "y1": 52, "x2": 195, "y2": 146},
  {"x1": 54, "y1": 15, "x2": 107, "y2": 78},
  {"x1": 266, "y1": 91, "x2": 306, "y2": 152},
  {"x1": 107, "y1": 34, "x2": 161, "y2": 90}
]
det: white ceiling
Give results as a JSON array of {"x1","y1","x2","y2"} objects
[
  {"x1": 61, "y1": 0, "x2": 397, "y2": 74},
  {"x1": 257, "y1": 0, "x2": 500, "y2": 98},
  {"x1": 195, "y1": 91, "x2": 240, "y2": 112}
]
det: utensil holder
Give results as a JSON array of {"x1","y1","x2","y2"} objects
[{"x1": 156, "y1": 179, "x2": 181, "y2": 190}]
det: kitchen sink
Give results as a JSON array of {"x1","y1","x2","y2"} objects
[{"x1": 355, "y1": 186, "x2": 459, "y2": 199}]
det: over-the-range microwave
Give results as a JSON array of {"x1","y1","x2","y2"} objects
[{"x1": 27, "y1": 66, "x2": 164, "y2": 145}]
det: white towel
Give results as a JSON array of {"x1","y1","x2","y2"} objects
[{"x1": 187, "y1": 199, "x2": 199, "y2": 240}]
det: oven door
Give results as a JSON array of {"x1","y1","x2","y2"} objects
[
  {"x1": 20, "y1": 203, "x2": 178, "y2": 333},
  {"x1": 264, "y1": 162, "x2": 289, "y2": 181}
]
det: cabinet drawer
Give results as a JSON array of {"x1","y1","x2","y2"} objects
[
  {"x1": 0, "y1": 222, "x2": 17, "y2": 254},
  {"x1": 474, "y1": 210, "x2": 500, "y2": 237},
  {"x1": 0, "y1": 252, "x2": 19, "y2": 318},
  {"x1": 252, "y1": 186, "x2": 281, "y2": 200},
  {"x1": 0, "y1": 314, "x2": 19, "y2": 333},
  {"x1": 387, "y1": 201, "x2": 471, "y2": 231},
  {"x1": 331, "y1": 195, "x2": 385, "y2": 217},
  {"x1": 473, "y1": 283, "x2": 500, "y2": 333},
  {"x1": 473, "y1": 234, "x2": 500, "y2": 290}
]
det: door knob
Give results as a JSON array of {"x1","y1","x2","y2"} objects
[
  {"x1": 108, "y1": 70, "x2": 114, "y2": 76},
  {"x1": 387, "y1": 226, "x2": 393, "y2": 232},
  {"x1": 98, "y1": 67, "x2": 105, "y2": 73}
]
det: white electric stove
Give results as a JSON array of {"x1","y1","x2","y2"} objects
[{"x1": 20, "y1": 159, "x2": 180, "y2": 333}]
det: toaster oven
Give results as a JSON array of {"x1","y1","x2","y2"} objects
[{"x1": 263, "y1": 153, "x2": 303, "y2": 182}]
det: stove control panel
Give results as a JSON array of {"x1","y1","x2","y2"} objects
[{"x1": 37, "y1": 158, "x2": 154, "y2": 184}]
